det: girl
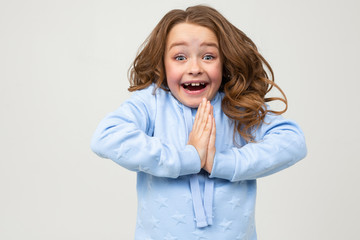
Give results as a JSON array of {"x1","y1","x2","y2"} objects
[{"x1": 91, "y1": 5, "x2": 307, "y2": 240}]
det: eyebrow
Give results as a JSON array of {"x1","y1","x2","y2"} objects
[{"x1": 168, "y1": 41, "x2": 219, "y2": 50}]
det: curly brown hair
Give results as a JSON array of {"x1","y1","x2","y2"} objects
[{"x1": 128, "y1": 5, "x2": 287, "y2": 142}]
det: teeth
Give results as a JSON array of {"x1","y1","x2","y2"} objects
[{"x1": 183, "y1": 82, "x2": 206, "y2": 87}]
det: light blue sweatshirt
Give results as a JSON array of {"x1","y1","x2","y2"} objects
[{"x1": 91, "y1": 84, "x2": 307, "y2": 240}]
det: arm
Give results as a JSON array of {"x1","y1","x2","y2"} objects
[
  {"x1": 209, "y1": 113, "x2": 307, "y2": 182},
  {"x1": 90, "y1": 87, "x2": 201, "y2": 178}
]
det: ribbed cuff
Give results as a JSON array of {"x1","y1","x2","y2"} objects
[
  {"x1": 209, "y1": 151, "x2": 236, "y2": 181},
  {"x1": 179, "y1": 145, "x2": 201, "y2": 176}
]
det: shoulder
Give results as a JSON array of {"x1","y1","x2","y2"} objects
[
  {"x1": 254, "y1": 111, "x2": 305, "y2": 141},
  {"x1": 130, "y1": 84, "x2": 169, "y2": 102},
  {"x1": 131, "y1": 83, "x2": 156, "y2": 100},
  {"x1": 123, "y1": 84, "x2": 175, "y2": 119}
]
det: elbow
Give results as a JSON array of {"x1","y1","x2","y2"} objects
[
  {"x1": 282, "y1": 121, "x2": 308, "y2": 162},
  {"x1": 298, "y1": 134, "x2": 308, "y2": 160},
  {"x1": 90, "y1": 136, "x2": 99, "y2": 154},
  {"x1": 90, "y1": 133, "x2": 106, "y2": 158},
  {"x1": 276, "y1": 125, "x2": 308, "y2": 164},
  {"x1": 290, "y1": 129, "x2": 307, "y2": 163}
]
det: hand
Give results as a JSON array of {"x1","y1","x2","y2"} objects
[
  {"x1": 187, "y1": 98, "x2": 216, "y2": 173},
  {"x1": 187, "y1": 98, "x2": 213, "y2": 168},
  {"x1": 203, "y1": 115, "x2": 216, "y2": 174}
]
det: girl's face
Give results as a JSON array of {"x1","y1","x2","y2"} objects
[{"x1": 164, "y1": 23, "x2": 222, "y2": 108}]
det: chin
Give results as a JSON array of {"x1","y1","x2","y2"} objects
[{"x1": 181, "y1": 99, "x2": 202, "y2": 108}]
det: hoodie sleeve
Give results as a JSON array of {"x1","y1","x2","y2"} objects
[
  {"x1": 90, "y1": 87, "x2": 201, "y2": 178},
  {"x1": 209, "y1": 113, "x2": 307, "y2": 182}
]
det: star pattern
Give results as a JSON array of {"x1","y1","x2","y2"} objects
[
  {"x1": 136, "y1": 219, "x2": 143, "y2": 229},
  {"x1": 155, "y1": 195, "x2": 169, "y2": 209},
  {"x1": 216, "y1": 188, "x2": 226, "y2": 195},
  {"x1": 118, "y1": 88, "x2": 281, "y2": 238},
  {"x1": 182, "y1": 193, "x2": 192, "y2": 204},
  {"x1": 242, "y1": 210, "x2": 254, "y2": 220},
  {"x1": 219, "y1": 219, "x2": 232, "y2": 231},
  {"x1": 171, "y1": 212, "x2": 186, "y2": 225},
  {"x1": 140, "y1": 201, "x2": 147, "y2": 212},
  {"x1": 150, "y1": 216, "x2": 160, "y2": 229},
  {"x1": 235, "y1": 233, "x2": 245, "y2": 240},
  {"x1": 163, "y1": 232, "x2": 178, "y2": 240},
  {"x1": 192, "y1": 229, "x2": 208, "y2": 240},
  {"x1": 228, "y1": 196, "x2": 241, "y2": 209}
]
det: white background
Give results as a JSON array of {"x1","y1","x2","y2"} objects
[{"x1": 1, "y1": 0, "x2": 359, "y2": 239}]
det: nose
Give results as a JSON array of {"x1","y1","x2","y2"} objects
[{"x1": 188, "y1": 58, "x2": 203, "y2": 76}]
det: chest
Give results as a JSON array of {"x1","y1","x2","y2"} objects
[{"x1": 152, "y1": 101, "x2": 238, "y2": 151}]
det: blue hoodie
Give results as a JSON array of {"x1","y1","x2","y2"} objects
[{"x1": 91, "y1": 84, "x2": 307, "y2": 240}]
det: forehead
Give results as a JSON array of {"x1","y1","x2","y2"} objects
[{"x1": 166, "y1": 23, "x2": 218, "y2": 48}]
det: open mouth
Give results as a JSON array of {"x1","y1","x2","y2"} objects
[{"x1": 182, "y1": 82, "x2": 207, "y2": 91}]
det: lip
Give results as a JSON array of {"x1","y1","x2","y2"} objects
[{"x1": 181, "y1": 80, "x2": 209, "y2": 84}]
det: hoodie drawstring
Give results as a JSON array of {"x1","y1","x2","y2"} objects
[
  {"x1": 189, "y1": 175, "x2": 208, "y2": 227},
  {"x1": 184, "y1": 105, "x2": 214, "y2": 228},
  {"x1": 203, "y1": 176, "x2": 214, "y2": 225}
]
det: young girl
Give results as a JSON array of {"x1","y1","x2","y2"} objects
[{"x1": 91, "y1": 5, "x2": 307, "y2": 240}]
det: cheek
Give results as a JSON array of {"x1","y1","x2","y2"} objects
[
  {"x1": 165, "y1": 63, "x2": 181, "y2": 85},
  {"x1": 209, "y1": 63, "x2": 223, "y2": 84}
]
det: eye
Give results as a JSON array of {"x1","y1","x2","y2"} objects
[
  {"x1": 175, "y1": 55, "x2": 186, "y2": 61},
  {"x1": 203, "y1": 55, "x2": 214, "y2": 60}
]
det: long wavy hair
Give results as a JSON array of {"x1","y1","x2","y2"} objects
[{"x1": 128, "y1": 5, "x2": 287, "y2": 142}]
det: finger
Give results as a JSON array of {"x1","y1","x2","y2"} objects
[
  {"x1": 193, "y1": 98, "x2": 206, "y2": 130},
  {"x1": 204, "y1": 100, "x2": 211, "y2": 116},
  {"x1": 204, "y1": 116, "x2": 216, "y2": 174},
  {"x1": 198, "y1": 101, "x2": 211, "y2": 134},
  {"x1": 209, "y1": 103, "x2": 214, "y2": 117},
  {"x1": 200, "y1": 101, "x2": 211, "y2": 130},
  {"x1": 204, "y1": 113, "x2": 213, "y2": 137},
  {"x1": 200, "y1": 99, "x2": 209, "y2": 127},
  {"x1": 209, "y1": 115, "x2": 216, "y2": 147},
  {"x1": 203, "y1": 102, "x2": 213, "y2": 133}
]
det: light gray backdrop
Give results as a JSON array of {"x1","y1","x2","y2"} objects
[{"x1": 1, "y1": 0, "x2": 359, "y2": 239}]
